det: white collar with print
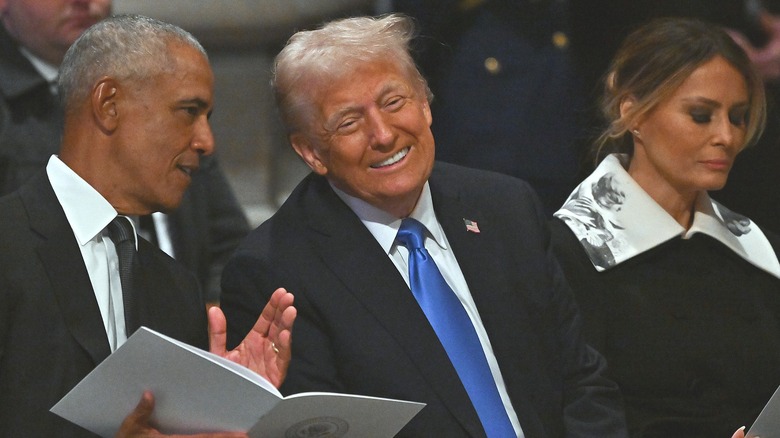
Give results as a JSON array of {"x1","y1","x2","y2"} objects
[{"x1": 554, "y1": 154, "x2": 780, "y2": 278}]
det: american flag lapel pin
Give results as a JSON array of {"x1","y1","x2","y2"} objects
[{"x1": 463, "y1": 218, "x2": 480, "y2": 234}]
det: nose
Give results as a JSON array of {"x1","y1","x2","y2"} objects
[
  {"x1": 193, "y1": 116, "x2": 215, "y2": 156},
  {"x1": 366, "y1": 108, "x2": 395, "y2": 148},
  {"x1": 712, "y1": 114, "x2": 740, "y2": 149}
]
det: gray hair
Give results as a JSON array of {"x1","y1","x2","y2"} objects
[
  {"x1": 59, "y1": 14, "x2": 207, "y2": 113},
  {"x1": 272, "y1": 13, "x2": 431, "y2": 134}
]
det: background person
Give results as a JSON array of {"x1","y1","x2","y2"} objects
[
  {"x1": 552, "y1": 18, "x2": 780, "y2": 437},
  {"x1": 391, "y1": 0, "x2": 584, "y2": 215}
]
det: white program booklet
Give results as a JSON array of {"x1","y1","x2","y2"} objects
[
  {"x1": 748, "y1": 385, "x2": 780, "y2": 438},
  {"x1": 51, "y1": 327, "x2": 425, "y2": 437}
]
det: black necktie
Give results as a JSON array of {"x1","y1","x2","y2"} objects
[{"x1": 108, "y1": 216, "x2": 138, "y2": 336}]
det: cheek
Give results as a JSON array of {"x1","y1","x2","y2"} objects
[{"x1": 644, "y1": 117, "x2": 695, "y2": 157}]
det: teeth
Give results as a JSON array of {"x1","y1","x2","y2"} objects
[{"x1": 371, "y1": 147, "x2": 409, "y2": 168}]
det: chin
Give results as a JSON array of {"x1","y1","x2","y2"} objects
[{"x1": 157, "y1": 196, "x2": 185, "y2": 214}]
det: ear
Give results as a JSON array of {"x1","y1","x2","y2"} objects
[
  {"x1": 290, "y1": 133, "x2": 327, "y2": 176},
  {"x1": 422, "y1": 100, "x2": 432, "y2": 127},
  {"x1": 619, "y1": 95, "x2": 637, "y2": 125},
  {"x1": 92, "y1": 78, "x2": 119, "y2": 133}
]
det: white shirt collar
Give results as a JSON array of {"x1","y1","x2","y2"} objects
[
  {"x1": 19, "y1": 47, "x2": 58, "y2": 84},
  {"x1": 331, "y1": 182, "x2": 447, "y2": 254},
  {"x1": 554, "y1": 154, "x2": 780, "y2": 278},
  {"x1": 47, "y1": 156, "x2": 135, "y2": 247}
]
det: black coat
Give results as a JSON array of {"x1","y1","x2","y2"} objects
[
  {"x1": 551, "y1": 217, "x2": 780, "y2": 437},
  {"x1": 0, "y1": 172, "x2": 208, "y2": 436}
]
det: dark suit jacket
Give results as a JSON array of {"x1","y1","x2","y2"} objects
[
  {"x1": 0, "y1": 172, "x2": 208, "y2": 437},
  {"x1": 221, "y1": 162, "x2": 627, "y2": 437},
  {"x1": 0, "y1": 26, "x2": 62, "y2": 193}
]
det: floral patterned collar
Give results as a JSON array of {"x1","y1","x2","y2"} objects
[{"x1": 554, "y1": 154, "x2": 780, "y2": 278}]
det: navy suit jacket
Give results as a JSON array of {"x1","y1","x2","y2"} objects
[
  {"x1": 0, "y1": 172, "x2": 208, "y2": 436},
  {"x1": 222, "y1": 162, "x2": 626, "y2": 437}
]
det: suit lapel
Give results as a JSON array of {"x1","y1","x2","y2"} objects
[
  {"x1": 300, "y1": 175, "x2": 487, "y2": 437},
  {"x1": 22, "y1": 173, "x2": 112, "y2": 365},
  {"x1": 429, "y1": 168, "x2": 544, "y2": 432}
]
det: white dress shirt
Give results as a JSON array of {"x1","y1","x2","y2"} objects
[
  {"x1": 19, "y1": 47, "x2": 58, "y2": 95},
  {"x1": 333, "y1": 182, "x2": 523, "y2": 438},
  {"x1": 47, "y1": 156, "x2": 135, "y2": 351}
]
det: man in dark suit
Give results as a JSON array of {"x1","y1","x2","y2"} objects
[
  {"x1": 221, "y1": 14, "x2": 626, "y2": 437},
  {"x1": 0, "y1": 14, "x2": 295, "y2": 437},
  {"x1": 0, "y1": 0, "x2": 250, "y2": 304}
]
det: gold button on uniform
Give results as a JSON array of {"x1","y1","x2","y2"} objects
[
  {"x1": 484, "y1": 57, "x2": 501, "y2": 75},
  {"x1": 552, "y1": 31, "x2": 569, "y2": 49}
]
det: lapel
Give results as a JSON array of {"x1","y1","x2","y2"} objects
[
  {"x1": 429, "y1": 165, "x2": 543, "y2": 432},
  {"x1": 298, "y1": 174, "x2": 487, "y2": 437},
  {"x1": 21, "y1": 172, "x2": 112, "y2": 365}
]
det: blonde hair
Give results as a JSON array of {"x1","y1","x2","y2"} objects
[
  {"x1": 272, "y1": 14, "x2": 432, "y2": 134},
  {"x1": 593, "y1": 17, "x2": 766, "y2": 163}
]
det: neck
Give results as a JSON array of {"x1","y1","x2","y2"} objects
[{"x1": 627, "y1": 161, "x2": 698, "y2": 229}]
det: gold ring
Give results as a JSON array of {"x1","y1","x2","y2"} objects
[{"x1": 271, "y1": 342, "x2": 279, "y2": 354}]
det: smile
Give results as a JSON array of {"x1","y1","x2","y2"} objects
[{"x1": 371, "y1": 147, "x2": 410, "y2": 168}]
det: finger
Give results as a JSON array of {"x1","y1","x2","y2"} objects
[
  {"x1": 116, "y1": 391, "x2": 155, "y2": 437},
  {"x1": 269, "y1": 290, "x2": 295, "y2": 340},
  {"x1": 276, "y1": 306, "x2": 297, "y2": 353},
  {"x1": 208, "y1": 306, "x2": 228, "y2": 356},
  {"x1": 254, "y1": 288, "x2": 291, "y2": 339}
]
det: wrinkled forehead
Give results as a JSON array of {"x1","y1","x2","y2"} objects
[{"x1": 304, "y1": 58, "x2": 420, "y2": 109}]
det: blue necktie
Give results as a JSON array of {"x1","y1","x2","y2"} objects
[{"x1": 395, "y1": 218, "x2": 515, "y2": 437}]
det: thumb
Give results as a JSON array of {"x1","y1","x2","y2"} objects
[{"x1": 116, "y1": 391, "x2": 155, "y2": 437}]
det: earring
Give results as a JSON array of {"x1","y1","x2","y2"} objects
[{"x1": 631, "y1": 129, "x2": 640, "y2": 136}]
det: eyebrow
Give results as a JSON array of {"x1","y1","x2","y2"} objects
[
  {"x1": 324, "y1": 81, "x2": 409, "y2": 129},
  {"x1": 180, "y1": 97, "x2": 211, "y2": 110},
  {"x1": 681, "y1": 96, "x2": 748, "y2": 108}
]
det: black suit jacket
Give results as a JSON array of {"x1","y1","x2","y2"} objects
[
  {"x1": 0, "y1": 172, "x2": 208, "y2": 437},
  {"x1": 222, "y1": 162, "x2": 627, "y2": 437}
]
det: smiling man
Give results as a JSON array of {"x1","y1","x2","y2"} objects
[
  {"x1": 0, "y1": 15, "x2": 295, "y2": 437},
  {"x1": 221, "y1": 14, "x2": 626, "y2": 438}
]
